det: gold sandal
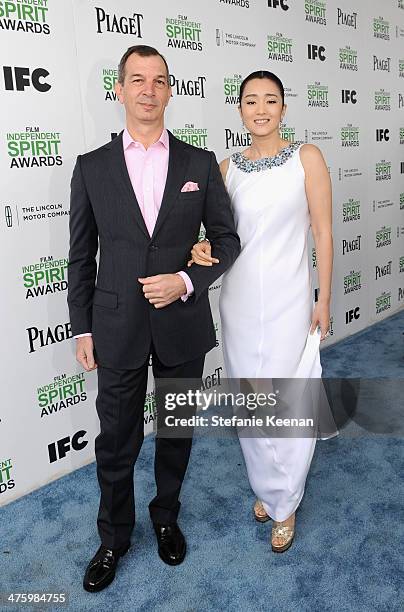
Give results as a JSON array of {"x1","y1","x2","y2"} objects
[
  {"x1": 253, "y1": 500, "x2": 270, "y2": 523},
  {"x1": 271, "y1": 513, "x2": 295, "y2": 553}
]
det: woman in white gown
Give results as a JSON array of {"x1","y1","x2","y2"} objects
[{"x1": 189, "y1": 71, "x2": 333, "y2": 552}]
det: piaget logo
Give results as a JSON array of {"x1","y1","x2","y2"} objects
[
  {"x1": 0, "y1": 0, "x2": 50, "y2": 35},
  {"x1": 376, "y1": 291, "x2": 391, "y2": 314},
  {"x1": 376, "y1": 225, "x2": 392, "y2": 248},
  {"x1": 399, "y1": 256, "x2": 404, "y2": 273},
  {"x1": 399, "y1": 60, "x2": 404, "y2": 78},
  {"x1": 339, "y1": 46, "x2": 358, "y2": 71},
  {"x1": 280, "y1": 124, "x2": 296, "y2": 141},
  {"x1": 307, "y1": 82, "x2": 328, "y2": 107},
  {"x1": 343, "y1": 198, "x2": 360, "y2": 222},
  {"x1": 344, "y1": 269, "x2": 361, "y2": 294},
  {"x1": 22, "y1": 255, "x2": 68, "y2": 299},
  {"x1": 375, "y1": 89, "x2": 391, "y2": 111},
  {"x1": 165, "y1": 15, "x2": 202, "y2": 51},
  {"x1": 305, "y1": 0, "x2": 327, "y2": 25},
  {"x1": 376, "y1": 160, "x2": 391, "y2": 181},
  {"x1": 267, "y1": 33, "x2": 293, "y2": 62},
  {"x1": 341, "y1": 125, "x2": 359, "y2": 147},
  {"x1": 144, "y1": 390, "x2": 156, "y2": 425},
  {"x1": 172, "y1": 124, "x2": 207, "y2": 148},
  {"x1": 0, "y1": 459, "x2": 15, "y2": 494},
  {"x1": 373, "y1": 17, "x2": 390, "y2": 40},
  {"x1": 37, "y1": 372, "x2": 87, "y2": 418},
  {"x1": 400, "y1": 128, "x2": 404, "y2": 144},
  {"x1": 224, "y1": 74, "x2": 242, "y2": 104},
  {"x1": 170, "y1": 74, "x2": 206, "y2": 98},
  {"x1": 7, "y1": 127, "x2": 62, "y2": 168},
  {"x1": 102, "y1": 68, "x2": 118, "y2": 102}
]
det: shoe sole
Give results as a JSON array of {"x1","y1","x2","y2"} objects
[
  {"x1": 254, "y1": 513, "x2": 270, "y2": 523},
  {"x1": 271, "y1": 537, "x2": 294, "y2": 553}
]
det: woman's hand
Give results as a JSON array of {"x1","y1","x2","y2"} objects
[
  {"x1": 187, "y1": 240, "x2": 220, "y2": 267},
  {"x1": 310, "y1": 301, "x2": 330, "y2": 341}
]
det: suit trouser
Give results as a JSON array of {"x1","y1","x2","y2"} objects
[{"x1": 95, "y1": 346, "x2": 205, "y2": 549}]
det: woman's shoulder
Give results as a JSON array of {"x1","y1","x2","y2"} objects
[{"x1": 299, "y1": 143, "x2": 324, "y2": 161}]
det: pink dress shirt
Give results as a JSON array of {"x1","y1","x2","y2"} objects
[{"x1": 75, "y1": 128, "x2": 194, "y2": 338}]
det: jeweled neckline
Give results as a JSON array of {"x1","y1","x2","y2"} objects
[{"x1": 231, "y1": 142, "x2": 302, "y2": 173}]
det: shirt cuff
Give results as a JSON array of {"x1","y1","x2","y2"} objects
[
  {"x1": 74, "y1": 333, "x2": 92, "y2": 338},
  {"x1": 176, "y1": 271, "x2": 194, "y2": 302}
]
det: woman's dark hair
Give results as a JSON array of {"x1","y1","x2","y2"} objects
[{"x1": 239, "y1": 70, "x2": 285, "y2": 106}]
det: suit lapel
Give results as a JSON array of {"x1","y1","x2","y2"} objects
[
  {"x1": 105, "y1": 132, "x2": 150, "y2": 239},
  {"x1": 151, "y1": 131, "x2": 190, "y2": 240}
]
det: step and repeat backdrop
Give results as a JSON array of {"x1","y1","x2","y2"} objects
[{"x1": 1, "y1": 0, "x2": 403, "y2": 506}]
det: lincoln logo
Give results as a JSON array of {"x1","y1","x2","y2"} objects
[{"x1": 4, "y1": 205, "x2": 12, "y2": 227}]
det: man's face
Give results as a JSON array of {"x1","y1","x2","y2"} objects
[{"x1": 115, "y1": 53, "x2": 171, "y2": 126}]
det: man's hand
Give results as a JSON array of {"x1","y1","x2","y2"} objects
[
  {"x1": 138, "y1": 274, "x2": 186, "y2": 308},
  {"x1": 76, "y1": 336, "x2": 97, "y2": 371}
]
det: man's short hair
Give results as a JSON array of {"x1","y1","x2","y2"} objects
[{"x1": 118, "y1": 45, "x2": 170, "y2": 84}]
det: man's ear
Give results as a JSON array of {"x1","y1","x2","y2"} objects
[{"x1": 114, "y1": 81, "x2": 124, "y2": 104}]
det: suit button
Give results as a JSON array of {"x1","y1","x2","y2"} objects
[{"x1": 149, "y1": 244, "x2": 158, "y2": 251}]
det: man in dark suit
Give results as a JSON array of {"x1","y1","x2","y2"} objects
[{"x1": 67, "y1": 45, "x2": 240, "y2": 592}]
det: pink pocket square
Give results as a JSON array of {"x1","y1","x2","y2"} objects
[{"x1": 181, "y1": 181, "x2": 199, "y2": 192}]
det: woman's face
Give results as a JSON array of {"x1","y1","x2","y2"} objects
[{"x1": 239, "y1": 78, "x2": 286, "y2": 138}]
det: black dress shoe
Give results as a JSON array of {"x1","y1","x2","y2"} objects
[
  {"x1": 83, "y1": 543, "x2": 130, "y2": 592},
  {"x1": 153, "y1": 523, "x2": 186, "y2": 566}
]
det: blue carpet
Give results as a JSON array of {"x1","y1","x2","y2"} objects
[{"x1": 2, "y1": 310, "x2": 404, "y2": 611}]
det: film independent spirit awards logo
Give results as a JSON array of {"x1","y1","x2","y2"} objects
[
  {"x1": 0, "y1": 459, "x2": 15, "y2": 495},
  {"x1": 22, "y1": 255, "x2": 68, "y2": 299},
  {"x1": 172, "y1": 124, "x2": 208, "y2": 148},
  {"x1": 0, "y1": 0, "x2": 50, "y2": 35},
  {"x1": 6, "y1": 127, "x2": 62, "y2": 168},
  {"x1": 304, "y1": 0, "x2": 327, "y2": 25},
  {"x1": 165, "y1": 14, "x2": 202, "y2": 51},
  {"x1": 37, "y1": 371, "x2": 87, "y2": 418}
]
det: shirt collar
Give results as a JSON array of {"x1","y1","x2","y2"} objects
[{"x1": 123, "y1": 127, "x2": 169, "y2": 151}]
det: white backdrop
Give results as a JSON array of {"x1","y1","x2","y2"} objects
[{"x1": 1, "y1": 0, "x2": 403, "y2": 506}]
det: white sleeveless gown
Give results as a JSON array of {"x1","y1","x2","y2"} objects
[{"x1": 220, "y1": 143, "x2": 322, "y2": 522}]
